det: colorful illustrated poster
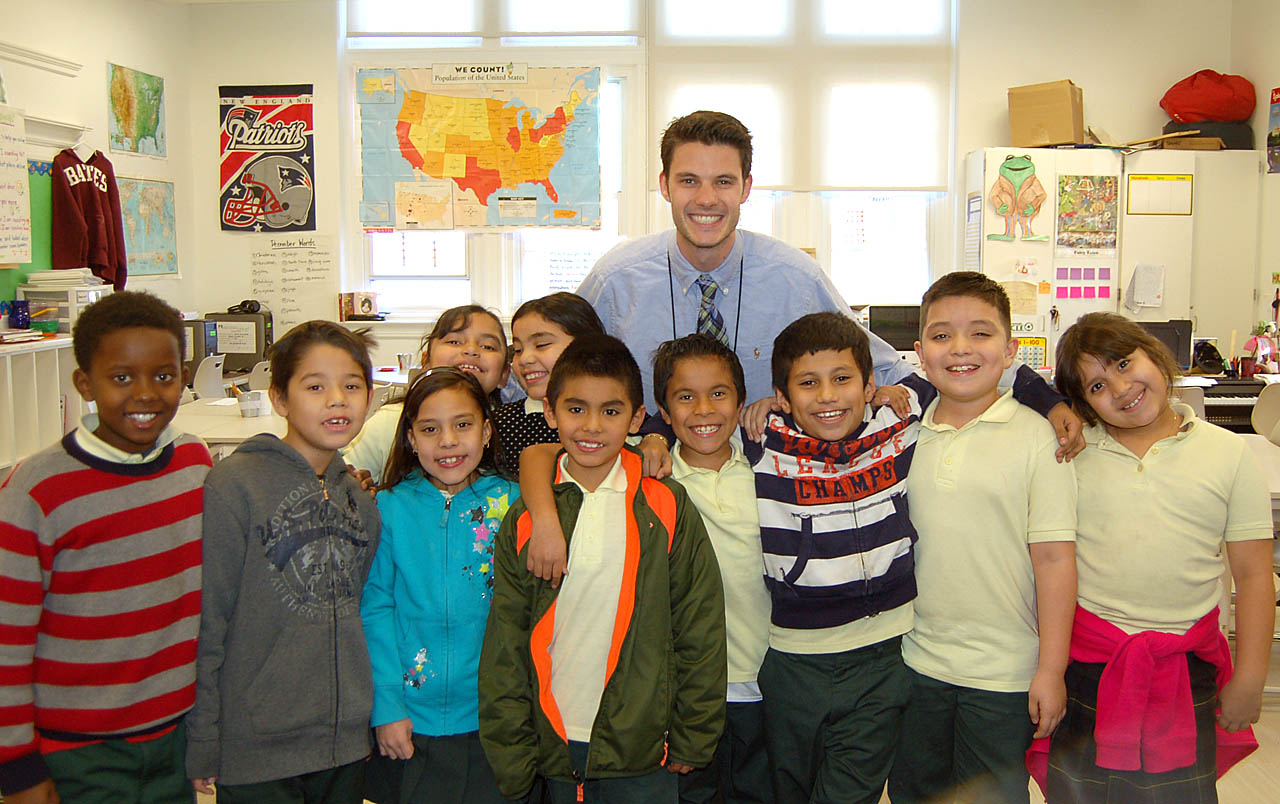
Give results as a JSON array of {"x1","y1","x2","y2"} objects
[
  {"x1": 118, "y1": 177, "x2": 177, "y2": 276},
  {"x1": 108, "y1": 63, "x2": 166, "y2": 157},
  {"x1": 1268, "y1": 87, "x2": 1280, "y2": 174},
  {"x1": 356, "y1": 65, "x2": 600, "y2": 229},
  {"x1": 1056, "y1": 174, "x2": 1118, "y2": 257},
  {"x1": 219, "y1": 84, "x2": 315, "y2": 232}
]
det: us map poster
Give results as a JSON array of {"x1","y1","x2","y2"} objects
[{"x1": 219, "y1": 84, "x2": 315, "y2": 232}]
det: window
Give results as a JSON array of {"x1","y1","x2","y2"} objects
[{"x1": 344, "y1": 0, "x2": 952, "y2": 316}]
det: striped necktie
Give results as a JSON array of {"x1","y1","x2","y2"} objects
[{"x1": 695, "y1": 274, "x2": 730, "y2": 347}]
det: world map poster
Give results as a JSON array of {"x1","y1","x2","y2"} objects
[
  {"x1": 357, "y1": 65, "x2": 600, "y2": 229},
  {"x1": 219, "y1": 84, "x2": 315, "y2": 233},
  {"x1": 118, "y1": 177, "x2": 178, "y2": 276}
]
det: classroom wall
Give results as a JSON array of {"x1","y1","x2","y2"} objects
[
  {"x1": 0, "y1": 0, "x2": 194, "y2": 306},
  {"x1": 2, "y1": 0, "x2": 1270, "y2": 343},
  {"x1": 1231, "y1": 0, "x2": 1280, "y2": 325},
  {"x1": 951, "y1": 0, "x2": 1236, "y2": 274}
]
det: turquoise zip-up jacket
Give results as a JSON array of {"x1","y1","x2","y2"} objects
[{"x1": 361, "y1": 469, "x2": 519, "y2": 735}]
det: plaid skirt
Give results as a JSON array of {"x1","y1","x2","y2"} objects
[{"x1": 1045, "y1": 655, "x2": 1219, "y2": 804}]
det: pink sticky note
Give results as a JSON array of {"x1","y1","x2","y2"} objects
[
  {"x1": 1070, "y1": 286, "x2": 1083, "y2": 299},
  {"x1": 1083, "y1": 268, "x2": 1096, "y2": 280},
  {"x1": 1099, "y1": 268, "x2": 1111, "y2": 280},
  {"x1": 1099, "y1": 286, "x2": 1111, "y2": 298},
  {"x1": 1083, "y1": 286, "x2": 1096, "y2": 299},
  {"x1": 1056, "y1": 286, "x2": 1069, "y2": 299},
  {"x1": 1070, "y1": 268, "x2": 1083, "y2": 280},
  {"x1": 1056, "y1": 267, "x2": 1069, "y2": 280}
]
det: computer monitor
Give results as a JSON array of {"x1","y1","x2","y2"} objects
[
  {"x1": 1138, "y1": 319, "x2": 1193, "y2": 371},
  {"x1": 203, "y1": 311, "x2": 274, "y2": 372},
  {"x1": 181, "y1": 319, "x2": 219, "y2": 380},
  {"x1": 867, "y1": 305, "x2": 922, "y2": 352}
]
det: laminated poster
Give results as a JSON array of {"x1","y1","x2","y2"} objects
[
  {"x1": 1055, "y1": 175, "x2": 1118, "y2": 257},
  {"x1": 219, "y1": 84, "x2": 315, "y2": 232}
]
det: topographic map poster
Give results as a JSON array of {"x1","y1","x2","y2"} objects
[
  {"x1": 357, "y1": 65, "x2": 600, "y2": 229},
  {"x1": 219, "y1": 84, "x2": 315, "y2": 233},
  {"x1": 118, "y1": 177, "x2": 177, "y2": 276},
  {"x1": 108, "y1": 63, "x2": 166, "y2": 157}
]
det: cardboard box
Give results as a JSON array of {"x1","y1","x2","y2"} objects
[
  {"x1": 1161, "y1": 136, "x2": 1225, "y2": 150},
  {"x1": 1008, "y1": 80, "x2": 1084, "y2": 147}
]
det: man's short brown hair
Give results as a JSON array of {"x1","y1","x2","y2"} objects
[{"x1": 660, "y1": 111, "x2": 752, "y2": 181}]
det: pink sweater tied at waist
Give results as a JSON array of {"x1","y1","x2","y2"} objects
[{"x1": 1027, "y1": 605, "x2": 1257, "y2": 794}]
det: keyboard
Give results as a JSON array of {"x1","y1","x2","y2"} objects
[{"x1": 1202, "y1": 378, "x2": 1264, "y2": 431}]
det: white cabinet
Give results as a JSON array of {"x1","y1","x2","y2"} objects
[{"x1": 0, "y1": 336, "x2": 86, "y2": 472}]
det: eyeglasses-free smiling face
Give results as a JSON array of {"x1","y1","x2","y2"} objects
[
  {"x1": 915, "y1": 295, "x2": 1016, "y2": 416},
  {"x1": 660, "y1": 141, "x2": 753, "y2": 272},
  {"x1": 408, "y1": 385, "x2": 492, "y2": 494},
  {"x1": 270, "y1": 343, "x2": 371, "y2": 474},
  {"x1": 426, "y1": 315, "x2": 508, "y2": 394},
  {"x1": 511, "y1": 313, "x2": 573, "y2": 403},
  {"x1": 660, "y1": 355, "x2": 742, "y2": 471},
  {"x1": 544, "y1": 375, "x2": 646, "y2": 492},
  {"x1": 72, "y1": 327, "x2": 185, "y2": 454},
  {"x1": 776, "y1": 348, "x2": 873, "y2": 442},
  {"x1": 1076, "y1": 348, "x2": 1173, "y2": 437}
]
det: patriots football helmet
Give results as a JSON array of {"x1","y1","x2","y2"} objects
[{"x1": 222, "y1": 155, "x2": 313, "y2": 228}]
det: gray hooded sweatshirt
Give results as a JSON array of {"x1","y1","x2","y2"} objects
[{"x1": 186, "y1": 434, "x2": 381, "y2": 785}]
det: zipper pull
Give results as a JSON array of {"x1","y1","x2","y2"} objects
[
  {"x1": 439, "y1": 495, "x2": 451, "y2": 528},
  {"x1": 319, "y1": 475, "x2": 330, "y2": 501}
]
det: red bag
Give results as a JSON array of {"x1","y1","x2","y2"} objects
[{"x1": 1160, "y1": 70, "x2": 1255, "y2": 123}]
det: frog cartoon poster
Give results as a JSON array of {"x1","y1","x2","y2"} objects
[{"x1": 986, "y1": 154, "x2": 1049, "y2": 242}]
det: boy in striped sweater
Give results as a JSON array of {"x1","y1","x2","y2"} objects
[{"x1": 0, "y1": 291, "x2": 211, "y2": 804}]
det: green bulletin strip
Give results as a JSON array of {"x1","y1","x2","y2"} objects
[{"x1": 1, "y1": 160, "x2": 53, "y2": 301}]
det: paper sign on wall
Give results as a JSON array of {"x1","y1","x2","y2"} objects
[{"x1": 0, "y1": 105, "x2": 32, "y2": 264}]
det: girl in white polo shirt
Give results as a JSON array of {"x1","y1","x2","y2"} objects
[{"x1": 1033, "y1": 312, "x2": 1274, "y2": 804}]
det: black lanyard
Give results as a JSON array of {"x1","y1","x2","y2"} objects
[{"x1": 667, "y1": 250, "x2": 744, "y2": 353}]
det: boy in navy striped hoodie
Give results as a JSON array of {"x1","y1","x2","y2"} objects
[
  {"x1": 744, "y1": 311, "x2": 1071, "y2": 804},
  {"x1": 0, "y1": 291, "x2": 211, "y2": 804}
]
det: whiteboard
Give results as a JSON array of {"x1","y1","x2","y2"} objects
[{"x1": 249, "y1": 235, "x2": 338, "y2": 338}]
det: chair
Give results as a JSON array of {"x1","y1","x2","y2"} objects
[
  {"x1": 1251, "y1": 382, "x2": 1280, "y2": 440},
  {"x1": 192, "y1": 354, "x2": 227, "y2": 399},
  {"x1": 1172, "y1": 386, "x2": 1205, "y2": 421},
  {"x1": 367, "y1": 382, "x2": 394, "y2": 418},
  {"x1": 247, "y1": 360, "x2": 272, "y2": 391}
]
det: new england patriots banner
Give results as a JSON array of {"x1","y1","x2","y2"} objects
[{"x1": 219, "y1": 84, "x2": 315, "y2": 232}]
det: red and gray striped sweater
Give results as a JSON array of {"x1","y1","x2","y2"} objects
[{"x1": 0, "y1": 433, "x2": 211, "y2": 792}]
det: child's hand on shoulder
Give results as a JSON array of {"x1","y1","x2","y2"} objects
[
  {"x1": 741, "y1": 397, "x2": 781, "y2": 443},
  {"x1": 1048, "y1": 403, "x2": 1085, "y2": 462},
  {"x1": 375, "y1": 718, "x2": 415, "y2": 760},
  {"x1": 1218, "y1": 676, "x2": 1263, "y2": 732},
  {"x1": 871, "y1": 384, "x2": 911, "y2": 419},
  {"x1": 639, "y1": 433, "x2": 673, "y2": 479},
  {"x1": 191, "y1": 777, "x2": 217, "y2": 796},
  {"x1": 1028, "y1": 668, "x2": 1067, "y2": 739},
  {"x1": 346, "y1": 463, "x2": 377, "y2": 498},
  {"x1": 4, "y1": 779, "x2": 60, "y2": 804},
  {"x1": 528, "y1": 516, "x2": 568, "y2": 588}
]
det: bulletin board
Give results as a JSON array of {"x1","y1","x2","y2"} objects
[{"x1": 0, "y1": 160, "x2": 52, "y2": 301}]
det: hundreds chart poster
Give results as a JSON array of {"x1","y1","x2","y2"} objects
[{"x1": 219, "y1": 84, "x2": 315, "y2": 232}]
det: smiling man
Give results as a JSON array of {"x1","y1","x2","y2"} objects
[{"x1": 576, "y1": 110, "x2": 913, "y2": 415}]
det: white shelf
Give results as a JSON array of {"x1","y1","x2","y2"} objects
[{"x1": 0, "y1": 336, "x2": 85, "y2": 471}]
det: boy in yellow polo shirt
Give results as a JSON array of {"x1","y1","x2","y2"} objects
[
  {"x1": 888, "y1": 272, "x2": 1078, "y2": 804},
  {"x1": 652, "y1": 334, "x2": 772, "y2": 804}
]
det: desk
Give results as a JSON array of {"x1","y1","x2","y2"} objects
[{"x1": 172, "y1": 398, "x2": 287, "y2": 448}]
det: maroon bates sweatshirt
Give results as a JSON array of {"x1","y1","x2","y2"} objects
[{"x1": 51, "y1": 149, "x2": 127, "y2": 290}]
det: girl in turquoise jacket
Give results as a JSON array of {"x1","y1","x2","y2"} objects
[{"x1": 361, "y1": 368, "x2": 518, "y2": 804}]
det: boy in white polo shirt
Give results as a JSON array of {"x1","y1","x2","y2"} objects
[
  {"x1": 652, "y1": 334, "x2": 772, "y2": 804},
  {"x1": 888, "y1": 272, "x2": 1078, "y2": 804},
  {"x1": 478, "y1": 335, "x2": 726, "y2": 804}
]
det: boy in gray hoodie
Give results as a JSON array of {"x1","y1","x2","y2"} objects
[{"x1": 185, "y1": 322, "x2": 382, "y2": 803}]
